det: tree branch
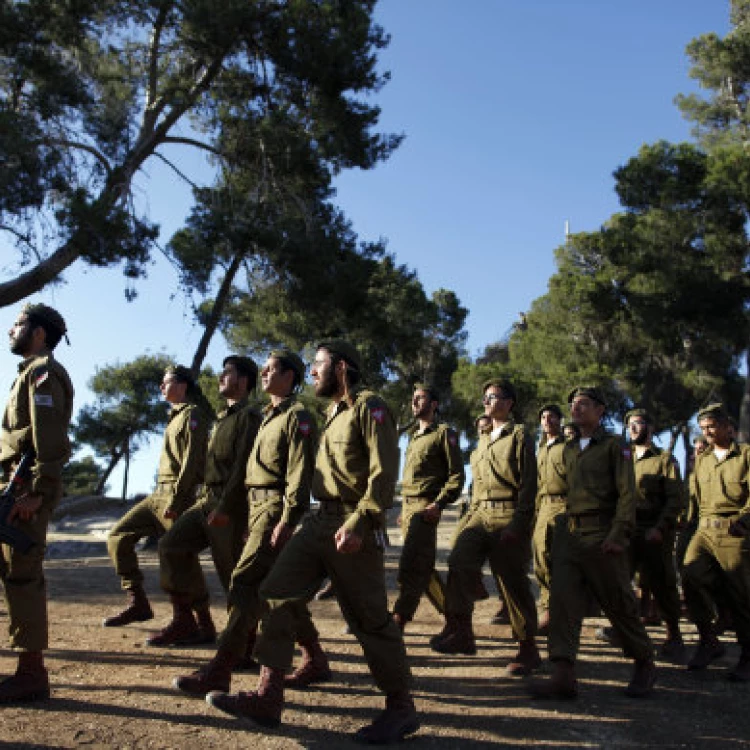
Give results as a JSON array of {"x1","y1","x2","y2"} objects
[
  {"x1": 45, "y1": 139, "x2": 113, "y2": 175},
  {"x1": 161, "y1": 136, "x2": 223, "y2": 157},
  {"x1": 152, "y1": 150, "x2": 201, "y2": 190},
  {"x1": 146, "y1": 3, "x2": 171, "y2": 113}
]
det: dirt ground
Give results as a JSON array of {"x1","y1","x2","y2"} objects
[{"x1": 1, "y1": 504, "x2": 749, "y2": 749}]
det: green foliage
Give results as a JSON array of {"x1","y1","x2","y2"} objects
[
  {"x1": 62, "y1": 456, "x2": 106, "y2": 496},
  {"x1": 0, "y1": 0, "x2": 399, "y2": 305}
]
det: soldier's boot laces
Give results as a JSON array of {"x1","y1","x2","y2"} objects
[
  {"x1": 625, "y1": 658, "x2": 657, "y2": 698},
  {"x1": 234, "y1": 625, "x2": 259, "y2": 672},
  {"x1": 529, "y1": 659, "x2": 578, "y2": 700},
  {"x1": 353, "y1": 691, "x2": 420, "y2": 745},
  {"x1": 0, "y1": 652, "x2": 50, "y2": 704},
  {"x1": 729, "y1": 648, "x2": 750, "y2": 682},
  {"x1": 146, "y1": 594, "x2": 200, "y2": 647},
  {"x1": 206, "y1": 665, "x2": 284, "y2": 728},
  {"x1": 506, "y1": 638, "x2": 542, "y2": 676},
  {"x1": 102, "y1": 587, "x2": 154, "y2": 627},
  {"x1": 173, "y1": 648, "x2": 237, "y2": 697},
  {"x1": 687, "y1": 624, "x2": 725, "y2": 670},
  {"x1": 430, "y1": 615, "x2": 476, "y2": 655},
  {"x1": 194, "y1": 605, "x2": 217, "y2": 645},
  {"x1": 284, "y1": 639, "x2": 332, "y2": 689}
]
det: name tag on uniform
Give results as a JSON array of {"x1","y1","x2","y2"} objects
[{"x1": 34, "y1": 394, "x2": 54, "y2": 407}]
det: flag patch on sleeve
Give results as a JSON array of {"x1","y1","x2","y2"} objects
[
  {"x1": 370, "y1": 406, "x2": 385, "y2": 424},
  {"x1": 34, "y1": 394, "x2": 54, "y2": 407},
  {"x1": 34, "y1": 368, "x2": 49, "y2": 387},
  {"x1": 298, "y1": 420, "x2": 311, "y2": 437}
]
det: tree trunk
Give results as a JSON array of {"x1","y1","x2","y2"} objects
[
  {"x1": 190, "y1": 251, "x2": 243, "y2": 376},
  {"x1": 121, "y1": 437, "x2": 130, "y2": 501},
  {"x1": 739, "y1": 348, "x2": 750, "y2": 443},
  {"x1": 95, "y1": 444, "x2": 125, "y2": 495}
]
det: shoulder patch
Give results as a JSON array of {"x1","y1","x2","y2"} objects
[
  {"x1": 447, "y1": 430, "x2": 458, "y2": 447},
  {"x1": 189, "y1": 417, "x2": 199, "y2": 431},
  {"x1": 34, "y1": 394, "x2": 54, "y2": 407},
  {"x1": 622, "y1": 447, "x2": 632, "y2": 461},
  {"x1": 298, "y1": 419, "x2": 312, "y2": 437},
  {"x1": 33, "y1": 367, "x2": 49, "y2": 387},
  {"x1": 369, "y1": 405, "x2": 385, "y2": 424}
]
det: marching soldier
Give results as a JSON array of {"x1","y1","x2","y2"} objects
[
  {"x1": 103, "y1": 365, "x2": 210, "y2": 629},
  {"x1": 206, "y1": 340, "x2": 419, "y2": 745},
  {"x1": 682, "y1": 403, "x2": 750, "y2": 680},
  {"x1": 531, "y1": 387, "x2": 656, "y2": 699},
  {"x1": 625, "y1": 408, "x2": 685, "y2": 661},
  {"x1": 174, "y1": 351, "x2": 328, "y2": 699},
  {"x1": 432, "y1": 379, "x2": 540, "y2": 677},
  {"x1": 393, "y1": 384, "x2": 464, "y2": 631},
  {"x1": 147, "y1": 356, "x2": 261, "y2": 646},
  {"x1": 0, "y1": 303, "x2": 73, "y2": 702},
  {"x1": 532, "y1": 404, "x2": 566, "y2": 634}
]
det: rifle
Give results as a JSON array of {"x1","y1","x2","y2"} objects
[{"x1": 0, "y1": 451, "x2": 36, "y2": 553}]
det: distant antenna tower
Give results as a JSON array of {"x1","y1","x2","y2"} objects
[{"x1": 564, "y1": 220, "x2": 571, "y2": 242}]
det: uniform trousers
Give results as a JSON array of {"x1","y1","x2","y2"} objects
[
  {"x1": 255, "y1": 504, "x2": 410, "y2": 694},
  {"x1": 532, "y1": 498, "x2": 566, "y2": 613},
  {"x1": 446, "y1": 504, "x2": 537, "y2": 640},
  {"x1": 682, "y1": 522, "x2": 750, "y2": 647},
  {"x1": 0, "y1": 485, "x2": 57, "y2": 651},
  {"x1": 548, "y1": 519, "x2": 652, "y2": 662}
]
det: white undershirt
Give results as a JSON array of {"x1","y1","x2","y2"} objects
[
  {"x1": 579, "y1": 437, "x2": 591, "y2": 450},
  {"x1": 635, "y1": 445, "x2": 648, "y2": 458},
  {"x1": 491, "y1": 423, "x2": 508, "y2": 441},
  {"x1": 714, "y1": 446, "x2": 729, "y2": 461}
]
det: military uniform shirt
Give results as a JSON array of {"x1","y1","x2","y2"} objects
[
  {"x1": 536, "y1": 436, "x2": 567, "y2": 502},
  {"x1": 157, "y1": 402, "x2": 210, "y2": 515},
  {"x1": 563, "y1": 426, "x2": 636, "y2": 546},
  {"x1": 401, "y1": 421, "x2": 465, "y2": 508},
  {"x1": 474, "y1": 419, "x2": 537, "y2": 536},
  {"x1": 312, "y1": 386, "x2": 399, "y2": 534},
  {"x1": 693, "y1": 442, "x2": 750, "y2": 531},
  {"x1": 207, "y1": 398, "x2": 262, "y2": 517},
  {"x1": 632, "y1": 445, "x2": 684, "y2": 532},
  {"x1": 245, "y1": 396, "x2": 317, "y2": 528},
  {"x1": 0, "y1": 347, "x2": 74, "y2": 501}
]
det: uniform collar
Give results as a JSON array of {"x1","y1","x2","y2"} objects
[
  {"x1": 18, "y1": 347, "x2": 51, "y2": 373},
  {"x1": 220, "y1": 395, "x2": 250, "y2": 418},
  {"x1": 489, "y1": 418, "x2": 515, "y2": 442},
  {"x1": 413, "y1": 419, "x2": 439, "y2": 437},
  {"x1": 632, "y1": 442, "x2": 658, "y2": 460},
  {"x1": 263, "y1": 394, "x2": 296, "y2": 418}
]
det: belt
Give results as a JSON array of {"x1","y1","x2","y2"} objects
[
  {"x1": 482, "y1": 499, "x2": 516, "y2": 511},
  {"x1": 698, "y1": 515, "x2": 738, "y2": 530},
  {"x1": 402, "y1": 496, "x2": 434, "y2": 504},
  {"x1": 316, "y1": 499, "x2": 346, "y2": 515},
  {"x1": 568, "y1": 513, "x2": 613, "y2": 531},
  {"x1": 541, "y1": 494, "x2": 566, "y2": 504},
  {"x1": 248, "y1": 487, "x2": 283, "y2": 502}
]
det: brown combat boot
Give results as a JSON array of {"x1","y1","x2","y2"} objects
[
  {"x1": 353, "y1": 691, "x2": 420, "y2": 744},
  {"x1": 728, "y1": 648, "x2": 750, "y2": 682},
  {"x1": 173, "y1": 648, "x2": 237, "y2": 697},
  {"x1": 430, "y1": 614, "x2": 476, "y2": 655},
  {"x1": 146, "y1": 594, "x2": 200, "y2": 646},
  {"x1": 102, "y1": 586, "x2": 153, "y2": 627},
  {"x1": 234, "y1": 626, "x2": 259, "y2": 672},
  {"x1": 193, "y1": 605, "x2": 217, "y2": 645},
  {"x1": 529, "y1": 659, "x2": 578, "y2": 700},
  {"x1": 0, "y1": 651, "x2": 50, "y2": 704},
  {"x1": 284, "y1": 639, "x2": 332, "y2": 689},
  {"x1": 687, "y1": 623, "x2": 725, "y2": 670},
  {"x1": 206, "y1": 665, "x2": 285, "y2": 727},
  {"x1": 506, "y1": 638, "x2": 542, "y2": 676},
  {"x1": 625, "y1": 658, "x2": 657, "y2": 697}
]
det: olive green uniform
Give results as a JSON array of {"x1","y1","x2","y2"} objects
[
  {"x1": 255, "y1": 387, "x2": 411, "y2": 695},
  {"x1": 158, "y1": 399, "x2": 262, "y2": 604},
  {"x1": 548, "y1": 428, "x2": 653, "y2": 662},
  {"x1": 446, "y1": 420, "x2": 538, "y2": 640},
  {"x1": 0, "y1": 349, "x2": 73, "y2": 651},
  {"x1": 218, "y1": 396, "x2": 318, "y2": 657},
  {"x1": 107, "y1": 402, "x2": 209, "y2": 593},
  {"x1": 394, "y1": 422, "x2": 464, "y2": 622},
  {"x1": 533, "y1": 436, "x2": 567, "y2": 614},
  {"x1": 682, "y1": 443, "x2": 750, "y2": 647},
  {"x1": 629, "y1": 445, "x2": 685, "y2": 628}
]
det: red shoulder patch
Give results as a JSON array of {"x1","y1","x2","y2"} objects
[
  {"x1": 298, "y1": 420, "x2": 311, "y2": 437},
  {"x1": 34, "y1": 368, "x2": 49, "y2": 387},
  {"x1": 370, "y1": 406, "x2": 385, "y2": 424}
]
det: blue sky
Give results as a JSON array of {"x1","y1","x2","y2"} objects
[{"x1": 0, "y1": 1, "x2": 730, "y2": 494}]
